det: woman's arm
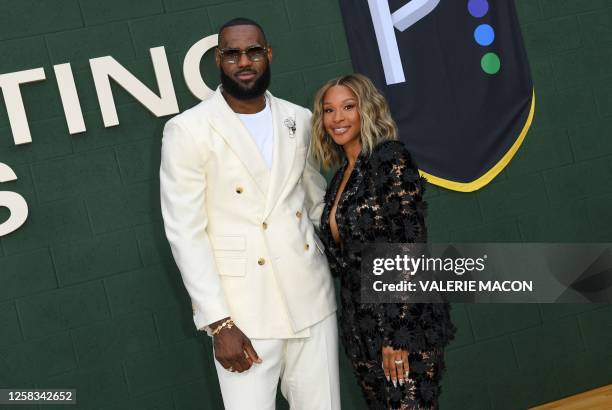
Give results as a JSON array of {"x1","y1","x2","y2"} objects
[
  {"x1": 370, "y1": 141, "x2": 429, "y2": 385},
  {"x1": 373, "y1": 140, "x2": 427, "y2": 245}
]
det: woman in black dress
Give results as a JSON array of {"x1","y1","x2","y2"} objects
[{"x1": 310, "y1": 74, "x2": 456, "y2": 410}]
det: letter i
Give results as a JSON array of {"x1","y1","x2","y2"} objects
[{"x1": 54, "y1": 63, "x2": 86, "y2": 134}]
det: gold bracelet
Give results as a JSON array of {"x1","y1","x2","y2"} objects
[{"x1": 212, "y1": 318, "x2": 235, "y2": 335}]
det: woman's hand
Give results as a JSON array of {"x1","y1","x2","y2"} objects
[{"x1": 382, "y1": 345, "x2": 409, "y2": 387}]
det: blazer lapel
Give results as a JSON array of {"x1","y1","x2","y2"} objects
[
  {"x1": 263, "y1": 92, "x2": 297, "y2": 219},
  {"x1": 208, "y1": 87, "x2": 270, "y2": 196}
]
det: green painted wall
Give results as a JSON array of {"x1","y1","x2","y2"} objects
[{"x1": 0, "y1": 1, "x2": 610, "y2": 409}]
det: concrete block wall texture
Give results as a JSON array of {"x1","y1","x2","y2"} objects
[{"x1": 0, "y1": 0, "x2": 610, "y2": 409}]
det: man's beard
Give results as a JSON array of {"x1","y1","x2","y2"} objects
[{"x1": 220, "y1": 64, "x2": 271, "y2": 100}]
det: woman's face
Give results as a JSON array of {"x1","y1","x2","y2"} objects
[{"x1": 322, "y1": 85, "x2": 361, "y2": 148}]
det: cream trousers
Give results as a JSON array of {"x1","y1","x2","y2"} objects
[{"x1": 213, "y1": 312, "x2": 341, "y2": 410}]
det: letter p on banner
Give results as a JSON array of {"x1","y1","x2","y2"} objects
[
  {"x1": 339, "y1": 0, "x2": 534, "y2": 192},
  {"x1": 367, "y1": 0, "x2": 440, "y2": 85}
]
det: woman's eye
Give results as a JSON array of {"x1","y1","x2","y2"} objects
[
  {"x1": 344, "y1": 105, "x2": 354, "y2": 110},
  {"x1": 324, "y1": 108, "x2": 333, "y2": 113}
]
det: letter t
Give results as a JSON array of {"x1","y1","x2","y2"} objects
[{"x1": 0, "y1": 68, "x2": 46, "y2": 145}]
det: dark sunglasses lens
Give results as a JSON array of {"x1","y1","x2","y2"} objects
[
  {"x1": 222, "y1": 49, "x2": 241, "y2": 62},
  {"x1": 246, "y1": 47, "x2": 266, "y2": 61}
]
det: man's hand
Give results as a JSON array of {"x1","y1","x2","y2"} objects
[
  {"x1": 382, "y1": 345, "x2": 409, "y2": 387},
  {"x1": 211, "y1": 319, "x2": 262, "y2": 373}
]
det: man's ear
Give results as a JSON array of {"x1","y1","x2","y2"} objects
[{"x1": 267, "y1": 45, "x2": 273, "y2": 63}]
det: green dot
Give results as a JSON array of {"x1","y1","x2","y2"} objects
[
  {"x1": 480, "y1": 53, "x2": 501, "y2": 74},
  {"x1": 481, "y1": 52, "x2": 500, "y2": 74}
]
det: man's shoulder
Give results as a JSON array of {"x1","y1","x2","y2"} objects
[
  {"x1": 269, "y1": 92, "x2": 311, "y2": 118},
  {"x1": 166, "y1": 95, "x2": 216, "y2": 129}
]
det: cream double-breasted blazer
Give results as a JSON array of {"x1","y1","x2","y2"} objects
[{"x1": 160, "y1": 87, "x2": 336, "y2": 338}]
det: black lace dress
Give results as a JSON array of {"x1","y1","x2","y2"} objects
[{"x1": 319, "y1": 140, "x2": 456, "y2": 410}]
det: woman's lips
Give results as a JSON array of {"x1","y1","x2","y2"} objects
[{"x1": 331, "y1": 126, "x2": 350, "y2": 135}]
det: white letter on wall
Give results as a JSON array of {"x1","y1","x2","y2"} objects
[
  {"x1": 54, "y1": 63, "x2": 86, "y2": 135},
  {"x1": 90, "y1": 46, "x2": 179, "y2": 127},
  {"x1": 391, "y1": 0, "x2": 440, "y2": 32},
  {"x1": 183, "y1": 34, "x2": 218, "y2": 100},
  {"x1": 0, "y1": 163, "x2": 28, "y2": 237},
  {"x1": 0, "y1": 68, "x2": 46, "y2": 145},
  {"x1": 367, "y1": 0, "x2": 440, "y2": 85}
]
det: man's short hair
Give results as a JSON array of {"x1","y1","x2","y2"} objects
[{"x1": 218, "y1": 17, "x2": 267, "y2": 44}]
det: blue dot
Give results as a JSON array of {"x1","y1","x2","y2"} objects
[
  {"x1": 468, "y1": 0, "x2": 488, "y2": 18},
  {"x1": 474, "y1": 24, "x2": 495, "y2": 46}
]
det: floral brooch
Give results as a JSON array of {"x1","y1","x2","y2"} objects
[{"x1": 284, "y1": 118, "x2": 296, "y2": 137}]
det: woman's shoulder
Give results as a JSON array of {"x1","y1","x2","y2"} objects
[
  {"x1": 369, "y1": 139, "x2": 414, "y2": 167},
  {"x1": 373, "y1": 139, "x2": 404, "y2": 153},
  {"x1": 367, "y1": 139, "x2": 425, "y2": 187}
]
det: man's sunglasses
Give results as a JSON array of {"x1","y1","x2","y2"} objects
[{"x1": 218, "y1": 46, "x2": 268, "y2": 64}]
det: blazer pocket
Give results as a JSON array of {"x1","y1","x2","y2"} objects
[
  {"x1": 215, "y1": 256, "x2": 247, "y2": 276},
  {"x1": 211, "y1": 235, "x2": 247, "y2": 276}
]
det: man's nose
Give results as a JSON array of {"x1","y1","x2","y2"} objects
[{"x1": 237, "y1": 52, "x2": 251, "y2": 67}]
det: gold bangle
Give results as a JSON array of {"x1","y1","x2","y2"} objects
[{"x1": 212, "y1": 318, "x2": 235, "y2": 335}]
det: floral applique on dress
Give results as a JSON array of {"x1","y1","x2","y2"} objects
[{"x1": 320, "y1": 140, "x2": 456, "y2": 410}]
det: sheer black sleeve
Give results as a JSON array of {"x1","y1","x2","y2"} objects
[
  {"x1": 367, "y1": 141, "x2": 454, "y2": 351},
  {"x1": 371, "y1": 141, "x2": 428, "y2": 244}
]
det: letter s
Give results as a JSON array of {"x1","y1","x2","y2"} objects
[{"x1": 0, "y1": 162, "x2": 28, "y2": 237}]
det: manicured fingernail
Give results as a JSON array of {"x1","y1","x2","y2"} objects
[
  {"x1": 399, "y1": 379, "x2": 404, "y2": 386},
  {"x1": 405, "y1": 371, "x2": 409, "y2": 378},
  {"x1": 392, "y1": 379, "x2": 397, "y2": 387},
  {"x1": 386, "y1": 376, "x2": 390, "y2": 382}
]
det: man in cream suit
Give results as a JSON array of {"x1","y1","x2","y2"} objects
[{"x1": 160, "y1": 18, "x2": 340, "y2": 409}]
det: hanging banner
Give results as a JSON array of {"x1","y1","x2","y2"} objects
[{"x1": 339, "y1": 0, "x2": 535, "y2": 191}]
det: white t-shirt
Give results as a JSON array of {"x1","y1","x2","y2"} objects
[{"x1": 238, "y1": 99, "x2": 274, "y2": 169}]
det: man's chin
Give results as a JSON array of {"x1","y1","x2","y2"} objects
[
  {"x1": 235, "y1": 80, "x2": 256, "y2": 90},
  {"x1": 220, "y1": 66, "x2": 270, "y2": 100}
]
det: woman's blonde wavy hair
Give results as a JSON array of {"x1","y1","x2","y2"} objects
[{"x1": 310, "y1": 73, "x2": 398, "y2": 170}]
